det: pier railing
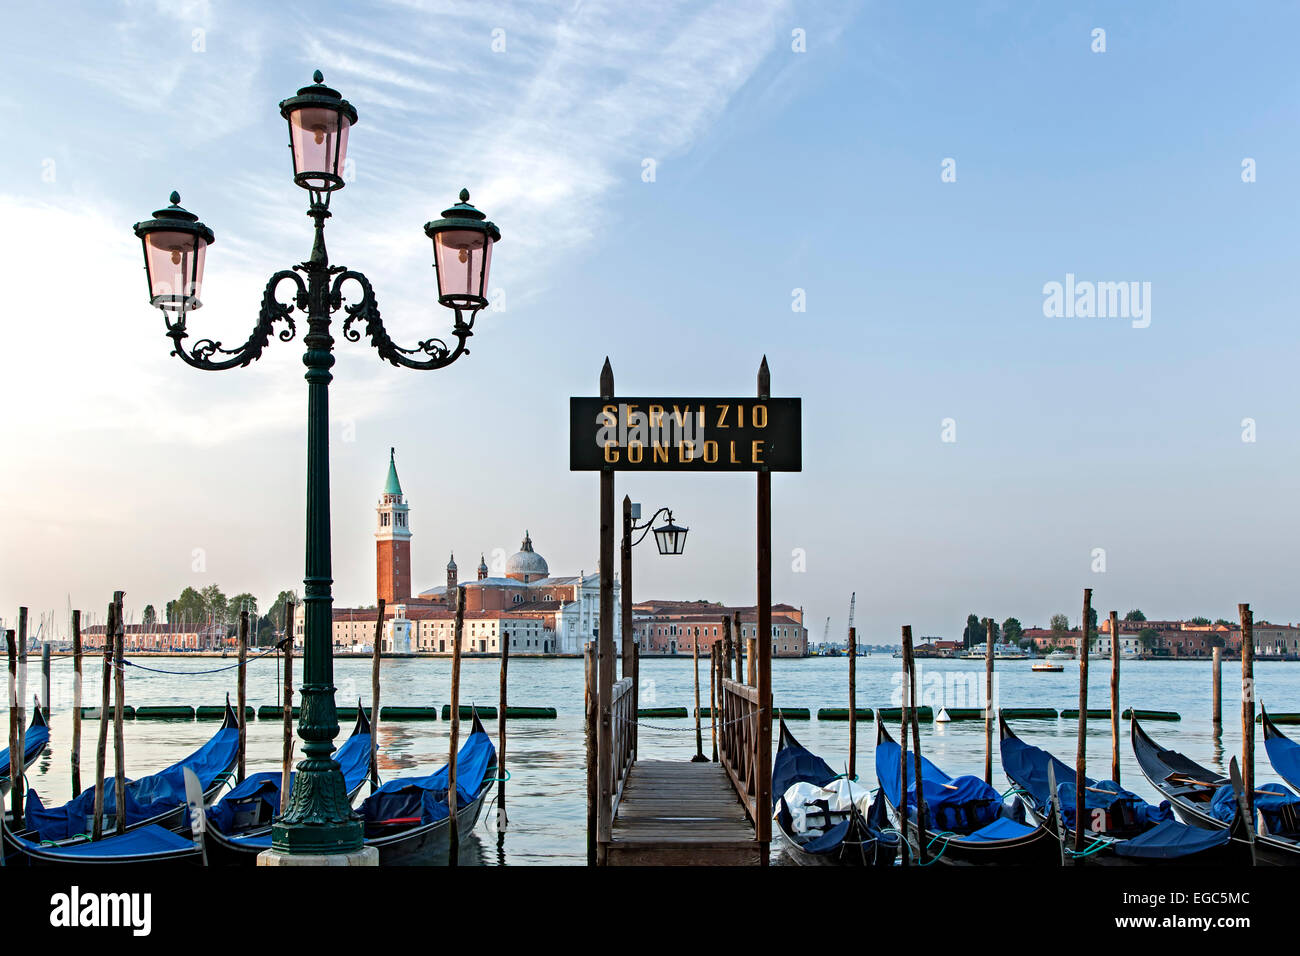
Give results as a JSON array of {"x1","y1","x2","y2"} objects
[
  {"x1": 718, "y1": 676, "x2": 760, "y2": 824},
  {"x1": 609, "y1": 675, "x2": 634, "y2": 817}
]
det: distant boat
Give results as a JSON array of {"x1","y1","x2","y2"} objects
[{"x1": 1031, "y1": 661, "x2": 1064, "y2": 673}]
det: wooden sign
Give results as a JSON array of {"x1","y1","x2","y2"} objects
[{"x1": 569, "y1": 397, "x2": 801, "y2": 472}]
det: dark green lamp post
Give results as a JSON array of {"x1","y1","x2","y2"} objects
[{"x1": 132, "y1": 71, "x2": 501, "y2": 858}]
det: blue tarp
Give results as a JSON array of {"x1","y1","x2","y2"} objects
[
  {"x1": 1055, "y1": 778, "x2": 1171, "y2": 831},
  {"x1": 0, "y1": 722, "x2": 49, "y2": 777},
  {"x1": 1210, "y1": 781, "x2": 1300, "y2": 835},
  {"x1": 772, "y1": 736, "x2": 837, "y2": 810},
  {"x1": 12, "y1": 823, "x2": 195, "y2": 859},
  {"x1": 25, "y1": 726, "x2": 239, "y2": 842},
  {"x1": 359, "y1": 730, "x2": 495, "y2": 826},
  {"x1": 1265, "y1": 729, "x2": 1300, "y2": 793},
  {"x1": 876, "y1": 736, "x2": 1006, "y2": 834},
  {"x1": 208, "y1": 725, "x2": 371, "y2": 836},
  {"x1": 1114, "y1": 818, "x2": 1231, "y2": 860}
]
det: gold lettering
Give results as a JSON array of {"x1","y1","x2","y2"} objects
[
  {"x1": 716, "y1": 404, "x2": 730, "y2": 427},
  {"x1": 603, "y1": 442, "x2": 620, "y2": 463},
  {"x1": 649, "y1": 405, "x2": 664, "y2": 429},
  {"x1": 622, "y1": 403, "x2": 640, "y2": 427},
  {"x1": 653, "y1": 442, "x2": 668, "y2": 463},
  {"x1": 703, "y1": 441, "x2": 719, "y2": 464},
  {"x1": 752, "y1": 440, "x2": 764, "y2": 464},
  {"x1": 678, "y1": 440, "x2": 696, "y2": 462},
  {"x1": 729, "y1": 441, "x2": 740, "y2": 464},
  {"x1": 672, "y1": 406, "x2": 690, "y2": 428},
  {"x1": 753, "y1": 404, "x2": 768, "y2": 428},
  {"x1": 628, "y1": 442, "x2": 643, "y2": 464},
  {"x1": 600, "y1": 405, "x2": 617, "y2": 427}
]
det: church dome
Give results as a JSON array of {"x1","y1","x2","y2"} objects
[{"x1": 505, "y1": 531, "x2": 548, "y2": 581}]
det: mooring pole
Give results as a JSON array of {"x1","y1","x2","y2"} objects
[
  {"x1": 848, "y1": 625, "x2": 857, "y2": 781},
  {"x1": 1212, "y1": 645, "x2": 1222, "y2": 732},
  {"x1": 72, "y1": 609, "x2": 83, "y2": 798},
  {"x1": 92, "y1": 598, "x2": 113, "y2": 841},
  {"x1": 984, "y1": 617, "x2": 995, "y2": 785},
  {"x1": 755, "y1": 356, "x2": 773, "y2": 863},
  {"x1": 15, "y1": 608, "x2": 28, "y2": 825},
  {"x1": 1240, "y1": 602, "x2": 1255, "y2": 820},
  {"x1": 448, "y1": 586, "x2": 466, "y2": 866},
  {"x1": 5, "y1": 628, "x2": 19, "y2": 828},
  {"x1": 584, "y1": 640, "x2": 597, "y2": 866},
  {"x1": 237, "y1": 609, "x2": 248, "y2": 783},
  {"x1": 904, "y1": 625, "x2": 928, "y2": 864},
  {"x1": 1074, "y1": 588, "x2": 1092, "y2": 859},
  {"x1": 709, "y1": 643, "x2": 718, "y2": 762},
  {"x1": 1109, "y1": 610, "x2": 1120, "y2": 785},
  {"x1": 621, "y1": 494, "x2": 635, "y2": 757},
  {"x1": 898, "y1": 625, "x2": 912, "y2": 867},
  {"x1": 597, "y1": 357, "x2": 615, "y2": 865},
  {"x1": 371, "y1": 598, "x2": 385, "y2": 794},
  {"x1": 498, "y1": 627, "x2": 509, "y2": 831},
  {"x1": 41, "y1": 640, "x2": 50, "y2": 719},
  {"x1": 692, "y1": 633, "x2": 706, "y2": 761},
  {"x1": 112, "y1": 592, "x2": 126, "y2": 836}
]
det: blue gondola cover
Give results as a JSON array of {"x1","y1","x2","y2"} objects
[
  {"x1": 876, "y1": 736, "x2": 1005, "y2": 833},
  {"x1": 1265, "y1": 731, "x2": 1300, "y2": 793},
  {"x1": 0, "y1": 722, "x2": 49, "y2": 777},
  {"x1": 359, "y1": 730, "x2": 495, "y2": 826},
  {"x1": 11, "y1": 823, "x2": 194, "y2": 859}
]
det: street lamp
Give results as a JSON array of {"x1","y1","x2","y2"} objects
[{"x1": 131, "y1": 71, "x2": 501, "y2": 859}]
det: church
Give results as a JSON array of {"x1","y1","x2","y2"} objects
[{"x1": 296, "y1": 449, "x2": 620, "y2": 655}]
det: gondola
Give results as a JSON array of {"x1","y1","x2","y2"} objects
[
  {"x1": 1262, "y1": 705, "x2": 1300, "y2": 793},
  {"x1": 203, "y1": 706, "x2": 375, "y2": 865},
  {"x1": 998, "y1": 712, "x2": 1243, "y2": 865},
  {"x1": 358, "y1": 710, "x2": 497, "y2": 865},
  {"x1": 0, "y1": 698, "x2": 51, "y2": 784},
  {"x1": 1132, "y1": 715, "x2": 1298, "y2": 865},
  {"x1": 874, "y1": 719, "x2": 1056, "y2": 865},
  {"x1": 771, "y1": 719, "x2": 898, "y2": 866},
  {"x1": 2, "y1": 699, "x2": 240, "y2": 863}
]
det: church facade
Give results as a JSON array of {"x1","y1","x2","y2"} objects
[{"x1": 294, "y1": 450, "x2": 620, "y2": 655}]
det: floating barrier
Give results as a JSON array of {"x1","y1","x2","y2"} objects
[
  {"x1": 135, "y1": 705, "x2": 196, "y2": 720},
  {"x1": 503, "y1": 706, "x2": 557, "y2": 719},
  {"x1": 876, "y1": 706, "x2": 934, "y2": 721},
  {"x1": 773, "y1": 707, "x2": 811, "y2": 720},
  {"x1": 441, "y1": 704, "x2": 498, "y2": 719},
  {"x1": 637, "y1": 707, "x2": 688, "y2": 718},
  {"x1": 78, "y1": 706, "x2": 135, "y2": 719},
  {"x1": 257, "y1": 705, "x2": 299, "y2": 720},
  {"x1": 816, "y1": 708, "x2": 873, "y2": 721},
  {"x1": 1000, "y1": 708, "x2": 1058, "y2": 720},
  {"x1": 1122, "y1": 708, "x2": 1180, "y2": 721},
  {"x1": 1059, "y1": 709, "x2": 1113, "y2": 720},
  {"x1": 935, "y1": 707, "x2": 985, "y2": 722},
  {"x1": 197, "y1": 705, "x2": 254, "y2": 720},
  {"x1": 1261, "y1": 713, "x2": 1300, "y2": 724},
  {"x1": 379, "y1": 706, "x2": 440, "y2": 720}
]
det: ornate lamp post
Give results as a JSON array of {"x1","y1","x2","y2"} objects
[{"x1": 131, "y1": 71, "x2": 500, "y2": 859}]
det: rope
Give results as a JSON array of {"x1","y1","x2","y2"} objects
[
  {"x1": 1064, "y1": 832, "x2": 1111, "y2": 858},
  {"x1": 919, "y1": 829, "x2": 955, "y2": 865},
  {"x1": 116, "y1": 640, "x2": 288, "y2": 676}
]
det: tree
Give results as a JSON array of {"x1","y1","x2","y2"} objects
[
  {"x1": 199, "y1": 584, "x2": 228, "y2": 624},
  {"x1": 1087, "y1": 606, "x2": 1098, "y2": 633},
  {"x1": 266, "y1": 590, "x2": 298, "y2": 645},
  {"x1": 141, "y1": 604, "x2": 157, "y2": 626},
  {"x1": 980, "y1": 617, "x2": 1000, "y2": 645},
  {"x1": 1124, "y1": 609, "x2": 1146, "y2": 622},
  {"x1": 1138, "y1": 627, "x2": 1159, "y2": 652},
  {"x1": 1214, "y1": 618, "x2": 1232, "y2": 627},
  {"x1": 1002, "y1": 617, "x2": 1023, "y2": 645},
  {"x1": 1189, "y1": 616, "x2": 1211, "y2": 626},
  {"x1": 1050, "y1": 613, "x2": 1070, "y2": 633},
  {"x1": 170, "y1": 586, "x2": 205, "y2": 626},
  {"x1": 962, "y1": 613, "x2": 980, "y2": 650}
]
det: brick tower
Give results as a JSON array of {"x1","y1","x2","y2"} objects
[{"x1": 376, "y1": 447, "x2": 412, "y2": 605}]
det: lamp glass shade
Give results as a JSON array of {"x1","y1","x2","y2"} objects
[
  {"x1": 286, "y1": 106, "x2": 351, "y2": 191},
  {"x1": 653, "y1": 522, "x2": 688, "y2": 556},
  {"x1": 142, "y1": 230, "x2": 207, "y2": 311},
  {"x1": 432, "y1": 228, "x2": 493, "y2": 308}
]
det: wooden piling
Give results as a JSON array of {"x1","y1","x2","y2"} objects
[
  {"x1": 709, "y1": 643, "x2": 718, "y2": 762},
  {"x1": 899, "y1": 625, "x2": 912, "y2": 866},
  {"x1": 448, "y1": 585, "x2": 466, "y2": 866},
  {"x1": 498, "y1": 627, "x2": 509, "y2": 828},
  {"x1": 903, "y1": 625, "x2": 928, "y2": 864},
  {"x1": 984, "y1": 617, "x2": 995, "y2": 785},
  {"x1": 371, "y1": 598, "x2": 386, "y2": 793},
  {"x1": 584, "y1": 641, "x2": 597, "y2": 866},
  {"x1": 237, "y1": 609, "x2": 248, "y2": 783},
  {"x1": 15, "y1": 608, "x2": 28, "y2": 823},
  {"x1": 92, "y1": 598, "x2": 114, "y2": 841},
  {"x1": 1240, "y1": 602, "x2": 1254, "y2": 819},
  {"x1": 41, "y1": 640, "x2": 50, "y2": 719},
  {"x1": 754, "y1": 354, "x2": 774, "y2": 861},
  {"x1": 1109, "y1": 610, "x2": 1120, "y2": 785},
  {"x1": 1212, "y1": 645, "x2": 1222, "y2": 731},
  {"x1": 112, "y1": 591, "x2": 126, "y2": 836},
  {"x1": 746, "y1": 637, "x2": 757, "y2": 686},
  {"x1": 734, "y1": 612, "x2": 746, "y2": 685},
  {"x1": 848, "y1": 626, "x2": 857, "y2": 781},
  {"x1": 1074, "y1": 588, "x2": 1091, "y2": 858},
  {"x1": 5, "y1": 628, "x2": 19, "y2": 827},
  {"x1": 721, "y1": 617, "x2": 735, "y2": 682},
  {"x1": 281, "y1": 600, "x2": 295, "y2": 815},
  {"x1": 691, "y1": 634, "x2": 706, "y2": 761},
  {"x1": 72, "y1": 609, "x2": 83, "y2": 798}
]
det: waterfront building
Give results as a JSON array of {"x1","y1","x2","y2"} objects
[
  {"x1": 80, "y1": 621, "x2": 229, "y2": 652},
  {"x1": 632, "y1": 599, "x2": 809, "y2": 657}
]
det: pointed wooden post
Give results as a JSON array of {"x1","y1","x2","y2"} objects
[
  {"x1": 584, "y1": 641, "x2": 597, "y2": 866},
  {"x1": 709, "y1": 643, "x2": 718, "y2": 762},
  {"x1": 1240, "y1": 602, "x2": 1255, "y2": 820},
  {"x1": 5, "y1": 628, "x2": 20, "y2": 828},
  {"x1": 734, "y1": 611, "x2": 746, "y2": 685},
  {"x1": 237, "y1": 609, "x2": 248, "y2": 783},
  {"x1": 597, "y1": 357, "x2": 615, "y2": 864},
  {"x1": 41, "y1": 640, "x2": 51, "y2": 720},
  {"x1": 448, "y1": 585, "x2": 466, "y2": 866},
  {"x1": 1074, "y1": 588, "x2": 1092, "y2": 858},
  {"x1": 755, "y1": 356, "x2": 773, "y2": 862},
  {"x1": 1212, "y1": 645, "x2": 1222, "y2": 732},
  {"x1": 280, "y1": 600, "x2": 295, "y2": 814},
  {"x1": 92, "y1": 598, "x2": 114, "y2": 841},
  {"x1": 721, "y1": 617, "x2": 735, "y2": 682},
  {"x1": 72, "y1": 609, "x2": 83, "y2": 798},
  {"x1": 371, "y1": 598, "x2": 386, "y2": 793},
  {"x1": 1109, "y1": 610, "x2": 1121, "y2": 785},
  {"x1": 14, "y1": 609, "x2": 28, "y2": 824},
  {"x1": 112, "y1": 591, "x2": 127, "y2": 836},
  {"x1": 620, "y1": 494, "x2": 635, "y2": 756},
  {"x1": 984, "y1": 617, "x2": 995, "y2": 785},
  {"x1": 848, "y1": 626, "x2": 857, "y2": 781},
  {"x1": 692, "y1": 631, "x2": 707, "y2": 761},
  {"x1": 903, "y1": 625, "x2": 928, "y2": 864},
  {"x1": 898, "y1": 625, "x2": 912, "y2": 867},
  {"x1": 498, "y1": 626, "x2": 510, "y2": 830}
]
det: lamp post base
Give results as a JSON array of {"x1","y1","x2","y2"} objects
[{"x1": 256, "y1": 846, "x2": 378, "y2": 867}]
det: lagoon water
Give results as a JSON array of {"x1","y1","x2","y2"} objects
[{"x1": 12, "y1": 654, "x2": 1297, "y2": 864}]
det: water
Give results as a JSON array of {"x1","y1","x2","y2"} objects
[{"x1": 10, "y1": 654, "x2": 1295, "y2": 864}]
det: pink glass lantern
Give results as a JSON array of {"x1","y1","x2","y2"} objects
[
  {"x1": 132, "y1": 192, "x2": 214, "y2": 312},
  {"x1": 279, "y1": 71, "x2": 357, "y2": 193},
  {"x1": 424, "y1": 190, "x2": 501, "y2": 310}
]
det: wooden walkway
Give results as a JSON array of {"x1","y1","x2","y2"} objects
[{"x1": 606, "y1": 759, "x2": 762, "y2": 866}]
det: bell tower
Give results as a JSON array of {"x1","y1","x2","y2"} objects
[{"x1": 376, "y1": 448, "x2": 412, "y2": 605}]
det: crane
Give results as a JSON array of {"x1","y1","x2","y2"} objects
[{"x1": 846, "y1": 592, "x2": 856, "y2": 655}]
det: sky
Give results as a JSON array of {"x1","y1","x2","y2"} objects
[{"x1": 1, "y1": 1, "x2": 1298, "y2": 644}]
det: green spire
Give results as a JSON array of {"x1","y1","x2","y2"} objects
[{"x1": 384, "y1": 447, "x2": 402, "y2": 495}]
